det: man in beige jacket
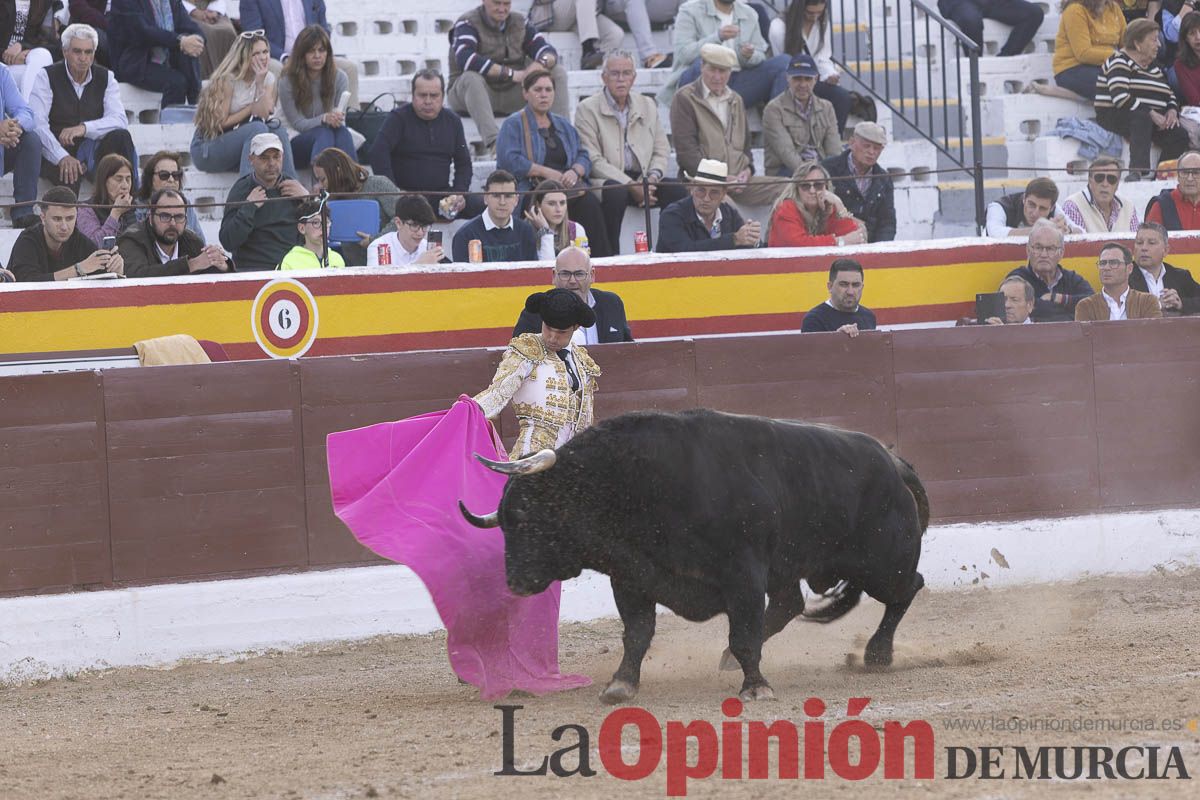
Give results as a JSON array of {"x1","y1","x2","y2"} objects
[
  {"x1": 575, "y1": 51, "x2": 687, "y2": 253},
  {"x1": 762, "y1": 54, "x2": 842, "y2": 177},
  {"x1": 669, "y1": 43, "x2": 781, "y2": 207}
]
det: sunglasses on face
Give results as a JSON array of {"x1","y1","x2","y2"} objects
[
  {"x1": 155, "y1": 170, "x2": 184, "y2": 182},
  {"x1": 798, "y1": 181, "x2": 826, "y2": 191},
  {"x1": 1091, "y1": 173, "x2": 1119, "y2": 186}
]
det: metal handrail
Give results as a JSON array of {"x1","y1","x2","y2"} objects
[{"x1": 833, "y1": 0, "x2": 986, "y2": 232}]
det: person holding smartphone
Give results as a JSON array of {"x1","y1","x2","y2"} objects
[
  {"x1": 366, "y1": 194, "x2": 445, "y2": 268},
  {"x1": 9, "y1": 185, "x2": 125, "y2": 281}
]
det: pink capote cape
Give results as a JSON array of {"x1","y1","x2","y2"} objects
[{"x1": 326, "y1": 395, "x2": 591, "y2": 700}]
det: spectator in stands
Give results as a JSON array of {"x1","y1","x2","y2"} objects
[
  {"x1": 1174, "y1": 11, "x2": 1200, "y2": 105},
  {"x1": 935, "y1": 1, "x2": 1045, "y2": 58},
  {"x1": 451, "y1": 169, "x2": 540, "y2": 262},
  {"x1": 11, "y1": 185, "x2": 125, "y2": 281},
  {"x1": 575, "y1": 50, "x2": 684, "y2": 253},
  {"x1": 801, "y1": 257, "x2": 876, "y2": 336},
  {"x1": 1128, "y1": 221, "x2": 1200, "y2": 313},
  {"x1": 986, "y1": 177, "x2": 1082, "y2": 237},
  {"x1": 447, "y1": 0, "x2": 568, "y2": 154},
  {"x1": 538, "y1": 0, "x2": 624, "y2": 70},
  {"x1": 1053, "y1": 0, "x2": 1126, "y2": 100},
  {"x1": 671, "y1": 43, "x2": 780, "y2": 206},
  {"x1": 766, "y1": 161, "x2": 866, "y2": 247},
  {"x1": 762, "y1": 54, "x2": 841, "y2": 177},
  {"x1": 601, "y1": 0, "x2": 677, "y2": 69},
  {"x1": 311, "y1": 147, "x2": 399, "y2": 263},
  {"x1": 118, "y1": 187, "x2": 229, "y2": 277},
  {"x1": 367, "y1": 69, "x2": 479, "y2": 222},
  {"x1": 366, "y1": 194, "x2": 445, "y2": 268},
  {"x1": 1075, "y1": 242, "x2": 1163, "y2": 319},
  {"x1": 1096, "y1": 18, "x2": 1190, "y2": 179},
  {"x1": 655, "y1": 158, "x2": 763, "y2": 252},
  {"x1": 278, "y1": 196, "x2": 346, "y2": 269},
  {"x1": 238, "y1": 0, "x2": 358, "y2": 107},
  {"x1": 181, "y1": 2, "x2": 238, "y2": 78},
  {"x1": 278, "y1": 25, "x2": 353, "y2": 169},
  {"x1": 983, "y1": 276, "x2": 1037, "y2": 325},
  {"x1": 512, "y1": 245, "x2": 635, "y2": 342},
  {"x1": 1, "y1": 0, "x2": 58, "y2": 99},
  {"x1": 68, "y1": 2, "x2": 110, "y2": 64},
  {"x1": 1062, "y1": 156, "x2": 1140, "y2": 232},
  {"x1": 496, "y1": 70, "x2": 615, "y2": 257},
  {"x1": 108, "y1": 0, "x2": 205, "y2": 109},
  {"x1": 31, "y1": 24, "x2": 139, "y2": 192},
  {"x1": 1146, "y1": 149, "x2": 1200, "y2": 227},
  {"x1": 822, "y1": 121, "x2": 896, "y2": 242},
  {"x1": 191, "y1": 30, "x2": 297, "y2": 177},
  {"x1": 219, "y1": 131, "x2": 307, "y2": 270},
  {"x1": 135, "y1": 151, "x2": 205, "y2": 243},
  {"x1": 0, "y1": 60, "x2": 40, "y2": 227},
  {"x1": 663, "y1": 0, "x2": 789, "y2": 109},
  {"x1": 76, "y1": 153, "x2": 137, "y2": 247},
  {"x1": 768, "y1": 1, "x2": 852, "y2": 132},
  {"x1": 525, "y1": 179, "x2": 589, "y2": 260},
  {"x1": 1005, "y1": 218, "x2": 1096, "y2": 321}
]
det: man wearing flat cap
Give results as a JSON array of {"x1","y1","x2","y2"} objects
[
  {"x1": 474, "y1": 287, "x2": 602, "y2": 459},
  {"x1": 670, "y1": 43, "x2": 782, "y2": 208},
  {"x1": 659, "y1": 0, "x2": 789, "y2": 109},
  {"x1": 763, "y1": 54, "x2": 842, "y2": 177},
  {"x1": 822, "y1": 122, "x2": 896, "y2": 243},
  {"x1": 655, "y1": 158, "x2": 763, "y2": 252},
  {"x1": 220, "y1": 132, "x2": 309, "y2": 271}
]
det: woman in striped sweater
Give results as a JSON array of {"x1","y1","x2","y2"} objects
[{"x1": 1095, "y1": 18, "x2": 1190, "y2": 179}]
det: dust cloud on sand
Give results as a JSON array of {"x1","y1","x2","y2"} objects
[{"x1": 1, "y1": 570, "x2": 1197, "y2": 799}]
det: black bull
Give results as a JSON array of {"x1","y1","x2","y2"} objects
[{"x1": 460, "y1": 409, "x2": 929, "y2": 704}]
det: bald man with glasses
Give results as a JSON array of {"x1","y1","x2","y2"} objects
[{"x1": 511, "y1": 246, "x2": 634, "y2": 343}]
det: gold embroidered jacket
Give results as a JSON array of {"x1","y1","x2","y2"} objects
[{"x1": 473, "y1": 334, "x2": 601, "y2": 458}]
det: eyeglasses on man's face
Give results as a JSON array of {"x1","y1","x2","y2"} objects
[
  {"x1": 556, "y1": 270, "x2": 588, "y2": 281},
  {"x1": 1179, "y1": 168, "x2": 1200, "y2": 179},
  {"x1": 401, "y1": 220, "x2": 431, "y2": 232},
  {"x1": 153, "y1": 212, "x2": 187, "y2": 225},
  {"x1": 1028, "y1": 244, "x2": 1062, "y2": 254},
  {"x1": 1097, "y1": 258, "x2": 1128, "y2": 268}
]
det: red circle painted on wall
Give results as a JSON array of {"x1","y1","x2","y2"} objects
[{"x1": 250, "y1": 279, "x2": 319, "y2": 358}]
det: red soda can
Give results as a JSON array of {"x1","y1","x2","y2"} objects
[
  {"x1": 469, "y1": 239, "x2": 483, "y2": 263},
  {"x1": 377, "y1": 243, "x2": 391, "y2": 265},
  {"x1": 634, "y1": 231, "x2": 649, "y2": 253}
]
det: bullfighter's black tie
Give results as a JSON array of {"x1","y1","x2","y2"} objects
[{"x1": 557, "y1": 349, "x2": 580, "y2": 391}]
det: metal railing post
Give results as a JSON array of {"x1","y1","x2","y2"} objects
[{"x1": 969, "y1": 51, "x2": 986, "y2": 234}]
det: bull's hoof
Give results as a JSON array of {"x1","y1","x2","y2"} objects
[
  {"x1": 600, "y1": 679, "x2": 639, "y2": 705},
  {"x1": 718, "y1": 647, "x2": 740, "y2": 672},
  {"x1": 864, "y1": 638, "x2": 894, "y2": 667},
  {"x1": 738, "y1": 683, "x2": 776, "y2": 702}
]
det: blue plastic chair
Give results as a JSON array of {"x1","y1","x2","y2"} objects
[{"x1": 327, "y1": 199, "x2": 381, "y2": 245}]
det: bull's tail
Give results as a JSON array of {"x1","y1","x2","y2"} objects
[
  {"x1": 890, "y1": 452, "x2": 930, "y2": 534},
  {"x1": 799, "y1": 583, "x2": 863, "y2": 623}
]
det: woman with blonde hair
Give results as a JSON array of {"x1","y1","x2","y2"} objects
[
  {"x1": 766, "y1": 161, "x2": 866, "y2": 248},
  {"x1": 1053, "y1": 0, "x2": 1126, "y2": 99},
  {"x1": 189, "y1": 29, "x2": 295, "y2": 175}
]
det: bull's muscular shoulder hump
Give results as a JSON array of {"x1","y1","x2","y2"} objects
[{"x1": 508, "y1": 334, "x2": 548, "y2": 362}]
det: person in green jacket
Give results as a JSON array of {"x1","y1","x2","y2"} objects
[{"x1": 278, "y1": 197, "x2": 346, "y2": 270}]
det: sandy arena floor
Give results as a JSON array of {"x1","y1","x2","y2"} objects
[{"x1": 1, "y1": 570, "x2": 1198, "y2": 799}]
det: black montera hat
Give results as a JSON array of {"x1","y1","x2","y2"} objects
[{"x1": 525, "y1": 288, "x2": 596, "y2": 330}]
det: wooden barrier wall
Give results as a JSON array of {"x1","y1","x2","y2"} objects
[{"x1": 3, "y1": 320, "x2": 1199, "y2": 597}]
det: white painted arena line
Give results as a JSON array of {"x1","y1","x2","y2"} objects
[{"x1": 2, "y1": 509, "x2": 1198, "y2": 683}]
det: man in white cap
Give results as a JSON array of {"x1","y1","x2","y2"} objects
[
  {"x1": 670, "y1": 43, "x2": 781, "y2": 208},
  {"x1": 822, "y1": 121, "x2": 896, "y2": 242},
  {"x1": 219, "y1": 132, "x2": 309, "y2": 271},
  {"x1": 655, "y1": 158, "x2": 762, "y2": 252}
]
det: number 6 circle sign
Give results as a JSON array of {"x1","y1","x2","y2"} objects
[{"x1": 250, "y1": 278, "x2": 319, "y2": 358}]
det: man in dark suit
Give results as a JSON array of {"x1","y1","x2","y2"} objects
[
  {"x1": 1128, "y1": 222, "x2": 1200, "y2": 316},
  {"x1": 822, "y1": 121, "x2": 896, "y2": 243},
  {"x1": 238, "y1": 0, "x2": 328, "y2": 61},
  {"x1": 512, "y1": 246, "x2": 634, "y2": 343},
  {"x1": 108, "y1": 0, "x2": 205, "y2": 108}
]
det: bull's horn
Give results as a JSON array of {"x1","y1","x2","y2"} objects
[
  {"x1": 458, "y1": 500, "x2": 500, "y2": 528},
  {"x1": 474, "y1": 449, "x2": 557, "y2": 475}
]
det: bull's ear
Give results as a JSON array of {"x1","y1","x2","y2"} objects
[
  {"x1": 459, "y1": 500, "x2": 500, "y2": 528},
  {"x1": 474, "y1": 449, "x2": 557, "y2": 475}
]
